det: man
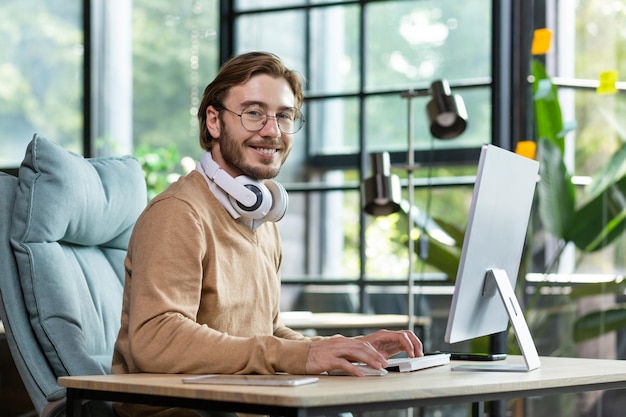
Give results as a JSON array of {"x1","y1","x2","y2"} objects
[{"x1": 112, "y1": 51, "x2": 423, "y2": 417}]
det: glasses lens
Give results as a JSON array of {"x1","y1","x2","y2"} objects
[
  {"x1": 278, "y1": 109, "x2": 304, "y2": 134},
  {"x1": 240, "y1": 106, "x2": 265, "y2": 131},
  {"x1": 240, "y1": 106, "x2": 304, "y2": 134}
]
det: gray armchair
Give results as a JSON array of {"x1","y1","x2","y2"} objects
[{"x1": 0, "y1": 135, "x2": 147, "y2": 416}]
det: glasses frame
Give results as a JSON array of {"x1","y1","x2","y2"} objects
[{"x1": 218, "y1": 104, "x2": 305, "y2": 135}]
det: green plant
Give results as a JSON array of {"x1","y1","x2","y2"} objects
[
  {"x1": 532, "y1": 59, "x2": 626, "y2": 343},
  {"x1": 399, "y1": 59, "x2": 626, "y2": 348},
  {"x1": 134, "y1": 144, "x2": 182, "y2": 200}
]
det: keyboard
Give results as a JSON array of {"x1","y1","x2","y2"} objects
[{"x1": 385, "y1": 353, "x2": 451, "y2": 372}]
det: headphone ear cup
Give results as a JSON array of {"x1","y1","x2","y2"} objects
[
  {"x1": 263, "y1": 180, "x2": 288, "y2": 223},
  {"x1": 228, "y1": 176, "x2": 272, "y2": 220}
]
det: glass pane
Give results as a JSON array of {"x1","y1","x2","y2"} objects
[
  {"x1": 571, "y1": 88, "x2": 625, "y2": 176},
  {"x1": 0, "y1": 0, "x2": 83, "y2": 166},
  {"x1": 308, "y1": 5, "x2": 360, "y2": 95},
  {"x1": 235, "y1": 11, "x2": 306, "y2": 73},
  {"x1": 561, "y1": 1, "x2": 626, "y2": 80},
  {"x1": 364, "y1": 180, "x2": 475, "y2": 280},
  {"x1": 364, "y1": 0, "x2": 491, "y2": 91},
  {"x1": 132, "y1": 0, "x2": 219, "y2": 166},
  {"x1": 566, "y1": 87, "x2": 626, "y2": 273},
  {"x1": 365, "y1": 87, "x2": 490, "y2": 153},
  {"x1": 308, "y1": 98, "x2": 360, "y2": 155},
  {"x1": 279, "y1": 185, "x2": 361, "y2": 281},
  {"x1": 277, "y1": 191, "x2": 308, "y2": 278}
]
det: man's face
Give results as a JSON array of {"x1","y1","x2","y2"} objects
[{"x1": 207, "y1": 74, "x2": 296, "y2": 180}]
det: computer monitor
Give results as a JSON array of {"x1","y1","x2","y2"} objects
[{"x1": 444, "y1": 144, "x2": 541, "y2": 372}]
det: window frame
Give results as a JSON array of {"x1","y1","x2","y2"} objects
[{"x1": 217, "y1": 0, "x2": 527, "y2": 313}]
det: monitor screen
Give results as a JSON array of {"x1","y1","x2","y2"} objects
[{"x1": 444, "y1": 144, "x2": 540, "y2": 371}]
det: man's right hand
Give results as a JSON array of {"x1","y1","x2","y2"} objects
[{"x1": 305, "y1": 335, "x2": 388, "y2": 377}]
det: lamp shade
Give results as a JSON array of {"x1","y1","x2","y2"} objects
[
  {"x1": 426, "y1": 80, "x2": 468, "y2": 140},
  {"x1": 362, "y1": 152, "x2": 402, "y2": 216}
]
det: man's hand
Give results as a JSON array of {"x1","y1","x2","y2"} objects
[
  {"x1": 359, "y1": 329, "x2": 423, "y2": 359},
  {"x1": 305, "y1": 330, "x2": 423, "y2": 377}
]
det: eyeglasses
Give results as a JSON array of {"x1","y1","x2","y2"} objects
[{"x1": 219, "y1": 104, "x2": 305, "y2": 134}]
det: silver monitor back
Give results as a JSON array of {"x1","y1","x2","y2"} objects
[{"x1": 445, "y1": 144, "x2": 539, "y2": 345}]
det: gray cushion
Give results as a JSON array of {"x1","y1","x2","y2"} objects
[
  {"x1": 10, "y1": 134, "x2": 147, "y2": 378},
  {"x1": 0, "y1": 172, "x2": 65, "y2": 413}
]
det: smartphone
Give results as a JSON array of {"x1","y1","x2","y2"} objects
[{"x1": 426, "y1": 351, "x2": 507, "y2": 361}]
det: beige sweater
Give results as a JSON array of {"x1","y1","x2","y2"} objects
[{"x1": 112, "y1": 171, "x2": 311, "y2": 382}]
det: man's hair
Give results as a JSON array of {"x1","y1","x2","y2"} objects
[{"x1": 198, "y1": 51, "x2": 304, "y2": 151}]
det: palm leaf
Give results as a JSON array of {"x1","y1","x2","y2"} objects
[
  {"x1": 415, "y1": 234, "x2": 461, "y2": 281},
  {"x1": 573, "y1": 308, "x2": 626, "y2": 343},
  {"x1": 536, "y1": 138, "x2": 576, "y2": 238},
  {"x1": 569, "y1": 281, "x2": 626, "y2": 298},
  {"x1": 532, "y1": 60, "x2": 565, "y2": 153},
  {"x1": 565, "y1": 143, "x2": 626, "y2": 251}
]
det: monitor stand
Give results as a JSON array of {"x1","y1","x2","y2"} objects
[{"x1": 452, "y1": 268, "x2": 541, "y2": 372}]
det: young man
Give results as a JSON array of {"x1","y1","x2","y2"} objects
[{"x1": 112, "y1": 51, "x2": 422, "y2": 417}]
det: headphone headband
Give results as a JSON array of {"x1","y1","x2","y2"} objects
[{"x1": 197, "y1": 152, "x2": 288, "y2": 226}]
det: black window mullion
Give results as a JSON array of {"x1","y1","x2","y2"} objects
[
  {"x1": 83, "y1": 0, "x2": 92, "y2": 157},
  {"x1": 358, "y1": 2, "x2": 368, "y2": 314}
]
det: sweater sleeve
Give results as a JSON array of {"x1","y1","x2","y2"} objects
[{"x1": 118, "y1": 194, "x2": 312, "y2": 376}]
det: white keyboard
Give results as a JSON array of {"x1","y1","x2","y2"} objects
[{"x1": 385, "y1": 353, "x2": 451, "y2": 372}]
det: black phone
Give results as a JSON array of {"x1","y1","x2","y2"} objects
[{"x1": 426, "y1": 351, "x2": 507, "y2": 361}]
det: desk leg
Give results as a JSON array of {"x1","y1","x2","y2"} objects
[
  {"x1": 472, "y1": 401, "x2": 484, "y2": 417},
  {"x1": 66, "y1": 389, "x2": 82, "y2": 417}
]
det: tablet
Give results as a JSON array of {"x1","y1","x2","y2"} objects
[{"x1": 182, "y1": 374, "x2": 319, "y2": 387}]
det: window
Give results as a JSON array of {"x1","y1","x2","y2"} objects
[
  {"x1": 224, "y1": 0, "x2": 494, "y2": 314},
  {"x1": 533, "y1": 3, "x2": 626, "y2": 311},
  {"x1": 0, "y1": 0, "x2": 84, "y2": 166},
  {"x1": 130, "y1": 0, "x2": 219, "y2": 161}
]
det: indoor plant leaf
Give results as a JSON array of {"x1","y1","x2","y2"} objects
[
  {"x1": 532, "y1": 60, "x2": 565, "y2": 153},
  {"x1": 414, "y1": 233, "x2": 461, "y2": 281},
  {"x1": 565, "y1": 145, "x2": 626, "y2": 252},
  {"x1": 569, "y1": 281, "x2": 626, "y2": 298},
  {"x1": 536, "y1": 138, "x2": 576, "y2": 238},
  {"x1": 566, "y1": 189, "x2": 626, "y2": 252},
  {"x1": 573, "y1": 308, "x2": 626, "y2": 343}
]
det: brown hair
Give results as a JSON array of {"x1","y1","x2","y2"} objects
[{"x1": 198, "y1": 51, "x2": 304, "y2": 151}]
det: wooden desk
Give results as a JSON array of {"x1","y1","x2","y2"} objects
[
  {"x1": 280, "y1": 312, "x2": 431, "y2": 330},
  {"x1": 59, "y1": 356, "x2": 626, "y2": 417}
]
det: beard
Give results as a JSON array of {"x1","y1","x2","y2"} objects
[{"x1": 218, "y1": 122, "x2": 290, "y2": 180}]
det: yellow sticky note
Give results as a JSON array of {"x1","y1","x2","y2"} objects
[
  {"x1": 531, "y1": 28, "x2": 552, "y2": 55},
  {"x1": 597, "y1": 70, "x2": 618, "y2": 95},
  {"x1": 515, "y1": 141, "x2": 537, "y2": 160}
]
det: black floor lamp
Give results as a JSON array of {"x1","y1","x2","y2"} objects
[{"x1": 362, "y1": 79, "x2": 468, "y2": 332}]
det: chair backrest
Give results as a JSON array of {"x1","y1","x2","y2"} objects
[{"x1": 0, "y1": 135, "x2": 147, "y2": 416}]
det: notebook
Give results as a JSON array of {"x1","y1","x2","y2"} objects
[
  {"x1": 182, "y1": 374, "x2": 319, "y2": 387},
  {"x1": 385, "y1": 353, "x2": 451, "y2": 372}
]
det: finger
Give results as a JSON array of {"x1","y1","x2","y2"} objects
[
  {"x1": 355, "y1": 341, "x2": 389, "y2": 369},
  {"x1": 396, "y1": 330, "x2": 423, "y2": 357},
  {"x1": 345, "y1": 362, "x2": 368, "y2": 377},
  {"x1": 406, "y1": 331, "x2": 424, "y2": 356},
  {"x1": 332, "y1": 339, "x2": 387, "y2": 370}
]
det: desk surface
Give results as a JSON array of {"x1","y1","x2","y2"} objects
[{"x1": 59, "y1": 356, "x2": 626, "y2": 416}]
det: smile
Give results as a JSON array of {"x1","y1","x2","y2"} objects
[{"x1": 254, "y1": 147, "x2": 278, "y2": 156}]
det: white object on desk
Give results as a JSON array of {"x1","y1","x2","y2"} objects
[
  {"x1": 328, "y1": 366, "x2": 388, "y2": 376},
  {"x1": 386, "y1": 353, "x2": 450, "y2": 372},
  {"x1": 182, "y1": 374, "x2": 319, "y2": 386}
]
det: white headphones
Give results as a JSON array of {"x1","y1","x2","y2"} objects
[{"x1": 197, "y1": 151, "x2": 288, "y2": 224}]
